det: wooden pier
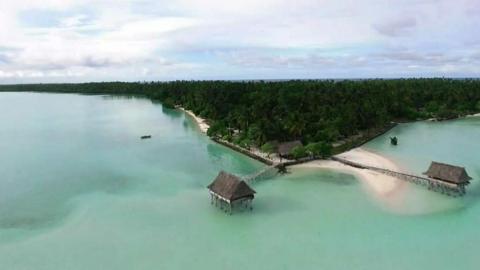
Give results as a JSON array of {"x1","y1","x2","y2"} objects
[
  {"x1": 207, "y1": 163, "x2": 286, "y2": 214},
  {"x1": 242, "y1": 163, "x2": 284, "y2": 184},
  {"x1": 331, "y1": 157, "x2": 470, "y2": 196}
]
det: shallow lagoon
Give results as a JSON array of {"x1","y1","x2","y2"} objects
[{"x1": 0, "y1": 93, "x2": 479, "y2": 270}]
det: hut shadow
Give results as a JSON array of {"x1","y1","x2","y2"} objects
[
  {"x1": 467, "y1": 184, "x2": 480, "y2": 198},
  {"x1": 458, "y1": 167, "x2": 480, "y2": 201},
  {"x1": 462, "y1": 173, "x2": 480, "y2": 208}
]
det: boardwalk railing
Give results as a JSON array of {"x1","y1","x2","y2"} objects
[
  {"x1": 331, "y1": 156, "x2": 466, "y2": 196},
  {"x1": 242, "y1": 163, "x2": 282, "y2": 184},
  {"x1": 212, "y1": 138, "x2": 274, "y2": 165}
]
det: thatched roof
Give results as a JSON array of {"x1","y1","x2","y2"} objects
[
  {"x1": 423, "y1": 161, "x2": 472, "y2": 184},
  {"x1": 278, "y1": 140, "x2": 303, "y2": 156},
  {"x1": 207, "y1": 171, "x2": 256, "y2": 201}
]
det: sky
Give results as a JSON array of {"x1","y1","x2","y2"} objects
[{"x1": 0, "y1": 0, "x2": 479, "y2": 83}]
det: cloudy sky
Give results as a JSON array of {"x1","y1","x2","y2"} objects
[{"x1": 0, "y1": 0, "x2": 479, "y2": 83}]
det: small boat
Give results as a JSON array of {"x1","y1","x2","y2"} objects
[
  {"x1": 141, "y1": 135, "x2": 152, "y2": 140},
  {"x1": 390, "y1": 136, "x2": 398, "y2": 145}
]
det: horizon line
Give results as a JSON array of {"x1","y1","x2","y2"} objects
[{"x1": 1, "y1": 77, "x2": 480, "y2": 86}]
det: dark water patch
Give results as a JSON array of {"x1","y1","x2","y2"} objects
[
  {"x1": 290, "y1": 168, "x2": 358, "y2": 186},
  {"x1": 315, "y1": 171, "x2": 358, "y2": 186},
  {"x1": 0, "y1": 203, "x2": 70, "y2": 231},
  {"x1": 0, "y1": 171, "x2": 137, "y2": 233},
  {"x1": 250, "y1": 194, "x2": 307, "y2": 216},
  {"x1": 162, "y1": 107, "x2": 183, "y2": 118}
]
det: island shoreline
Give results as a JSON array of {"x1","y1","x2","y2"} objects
[
  {"x1": 179, "y1": 106, "x2": 280, "y2": 165},
  {"x1": 179, "y1": 107, "x2": 210, "y2": 134},
  {"x1": 179, "y1": 106, "x2": 409, "y2": 198},
  {"x1": 179, "y1": 106, "x2": 479, "y2": 201}
]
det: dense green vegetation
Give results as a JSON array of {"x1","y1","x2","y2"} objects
[{"x1": 1, "y1": 79, "x2": 479, "y2": 158}]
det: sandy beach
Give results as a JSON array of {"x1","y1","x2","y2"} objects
[
  {"x1": 179, "y1": 107, "x2": 210, "y2": 133},
  {"x1": 294, "y1": 148, "x2": 409, "y2": 207},
  {"x1": 181, "y1": 107, "x2": 285, "y2": 163},
  {"x1": 467, "y1": 113, "x2": 480, "y2": 118}
]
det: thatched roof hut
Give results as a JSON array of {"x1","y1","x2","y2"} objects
[
  {"x1": 277, "y1": 140, "x2": 303, "y2": 158},
  {"x1": 207, "y1": 171, "x2": 256, "y2": 203},
  {"x1": 423, "y1": 162, "x2": 472, "y2": 185}
]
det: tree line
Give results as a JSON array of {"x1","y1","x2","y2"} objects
[{"x1": 2, "y1": 79, "x2": 480, "y2": 158}]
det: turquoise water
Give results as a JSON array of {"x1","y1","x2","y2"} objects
[
  {"x1": 0, "y1": 92, "x2": 479, "y2": 270},
  {"x1": 364, "y1": 119, "x2": 480, "y2": 213}
]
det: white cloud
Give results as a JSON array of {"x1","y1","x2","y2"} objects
[
  {"x1": 59, "y1": 14, "x2": 91, "y2": 28},
  {"x1": 0, "y1": 0, "x2": 479, "y2": 82},
  {"x1": 373, "y1": 17, "x2": 417, "y2": 37}
]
